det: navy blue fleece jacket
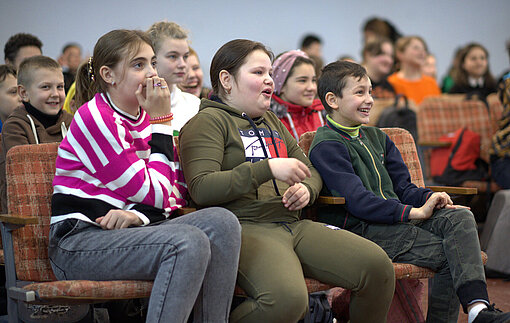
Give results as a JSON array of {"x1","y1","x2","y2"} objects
[{"x1": 309, "y1": 121, "x2": 433, "y2": 225}]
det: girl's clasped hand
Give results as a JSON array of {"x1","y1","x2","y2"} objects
[
  {"x1": 135, "y1": 76, "x2": 171, "y2": 117},
  {"x1": 268, "y1": 157, "x2": 312, "y2": 210}
]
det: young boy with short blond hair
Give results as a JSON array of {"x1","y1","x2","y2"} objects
[
  {"x1": 309, "y1": 60, "x2": 510, "y2": 323},
  {"x1": 0, "y1": 55, "x2": 73, "y2": 212}
]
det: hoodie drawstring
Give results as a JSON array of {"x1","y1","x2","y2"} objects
[
  {"x1": 26, "y1": 114, "x2": 68, "y2": 145},
  {"x1": 262, "y1": 120, "x2": 281, "y2": 158},
  {"x1": 242, "y1": 112, "x2": 281, "y2": 196},
  {"x1": 26, "y1": 114, "x2": 39, "y2": 145},
  {"x1": 61, "y1": 122, "x2": 68, "y2": 139}
]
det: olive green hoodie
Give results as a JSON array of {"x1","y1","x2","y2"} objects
[{"x1": 179, "y1": 98, "x2": 322, "y2": 223}]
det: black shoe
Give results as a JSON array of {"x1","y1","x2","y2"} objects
[{"x1": 473, "y1": 304, "x2": 510, "y2": 323}]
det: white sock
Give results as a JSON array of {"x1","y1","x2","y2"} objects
[{"x1": 468, "y1": 303, "x2": 488, "y2": 323}]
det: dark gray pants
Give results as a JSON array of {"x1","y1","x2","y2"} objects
[{"x1": 360, "y1": 208, "x2": 486, "y2": 323}]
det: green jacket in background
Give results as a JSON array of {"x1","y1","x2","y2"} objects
[{"x1": 179, "y1": 98, "x2": 322, "y2": 223}]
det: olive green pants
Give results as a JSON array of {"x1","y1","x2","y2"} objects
[{"x1": 230, "y1": 220, "x2": 395, "y2": 323}]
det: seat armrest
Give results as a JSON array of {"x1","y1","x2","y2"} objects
[
  {"x1": 315, "y1": 185, "x2": 476, "y2": 207},
  {"x1": 176, "y1": 207, "x2": 196, "y2": 215},
  {"x1": 426, "y1": 186, "x2": 477, "y2": 195},
  {"x1": 315, "y1": 186, "x2": 475, "y2": 206},
  {"x1": 418, "y1": 141, "x2": 451, "y2": 148},
  {"x1": 317, "y1": 196, "x2": 345, "y2": 205},
  {"x1": 7, "y1": 287, "x2": 36, "y2": 302},
  {"x1": 0, "y1": 214, "x2": 38, "y2": 225}
]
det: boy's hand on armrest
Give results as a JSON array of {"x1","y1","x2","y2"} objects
[
  {"x1": 282, "y1": 183, "x2": 310, "y2": 211},
  {"x1": 409, "y1": 192, "x2": 469, "y2": 220},
  {"x1": 96, "y1": 209, "x2": 143, "y2": 230},
  {"x1": 268, "y1": 158, "x2": 311, "y2": 186},
  {"x1": 430, "y1": 191, "x2": 470, "y2": 210},
  {"x1": 430, "y1": 192, "x2": 453, "y2": 209}
]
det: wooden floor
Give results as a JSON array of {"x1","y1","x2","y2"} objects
[{"x1": 419, "y1": 278, "x2": 510, "y2": 322}]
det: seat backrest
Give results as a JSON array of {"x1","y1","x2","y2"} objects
[
  {"x1": 298, "y1": 127, "x2": 425, "y2": 188},
  {"x1": 417, "y1": 96, "x2": 503, "y2": 163},
  {"x1": 6, "y1": 142, "x2": 59, "y2": 282},
  {"x1": 381, "y1": 128, "x2": 425, "y2": 188}
]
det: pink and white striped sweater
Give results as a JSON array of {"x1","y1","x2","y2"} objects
[{"x1": 51, "y1": 93, "x2": 187, "y2": 225}]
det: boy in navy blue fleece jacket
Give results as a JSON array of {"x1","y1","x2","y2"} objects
[{"x1": 308, "y1": 60, "x2": 510, "y2": 323}]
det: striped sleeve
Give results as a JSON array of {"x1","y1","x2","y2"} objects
[{"x1": 53, "y1": 95, "x2": 187, "y2": 224}]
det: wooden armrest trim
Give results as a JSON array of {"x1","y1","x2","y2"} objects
[
  {"x1": 176, "y1": 207, "x2": 196, "y2": 215},
  {"x1": 0, "y1": 214, "x2": 38, "y2": 225},
  {"x1": 427, "y1": 186, "x2": 477, "y2": 195},
  {"x1": 418, "y1": 141, "x2": 451, "y2": 148},
  {"x1": 317, "y1": 196, "x2": 345, "y2": 205}
]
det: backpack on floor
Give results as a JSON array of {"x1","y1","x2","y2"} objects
[
  {"x1": 430, "y1": 127, "x2": 488, "y2": 186},
  {"x1": 299, "y1": 291, "x2": 334, "y2": 323}
]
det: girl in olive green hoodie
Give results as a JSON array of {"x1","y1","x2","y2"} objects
[{"x1": 180, "y1": 39, "x2": 395, "y2": 323}]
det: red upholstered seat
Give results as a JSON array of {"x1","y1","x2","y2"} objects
[
  {"x1": 0, "y1": 143, "x2": 157, "y2": 321},
  {"x1": 1, "y1": 132, "x2": 488, "y2": 322}
]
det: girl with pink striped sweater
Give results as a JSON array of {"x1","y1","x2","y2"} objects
[{"x1": 48, "y1": 29, "x2": 241, "y2": 323}]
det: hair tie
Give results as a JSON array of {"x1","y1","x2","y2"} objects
[
  {"x1": 272, "y1": 50, "x2": 309, "y2": 95},
  {"x1": 88, "y1": 57, "x2": 95, "y2": 82}
]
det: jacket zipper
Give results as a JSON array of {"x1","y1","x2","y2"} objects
[{"x1": 357, "y1": 138, "x2": 387, "y2": 200}]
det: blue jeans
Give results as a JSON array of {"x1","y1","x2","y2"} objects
[{"x1": 48, "y1": 207, "x2": 241, "y2": 323}]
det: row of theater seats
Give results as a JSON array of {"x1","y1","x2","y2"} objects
[{"x1": 0, "y1": 126, "x2": 487, "y2": 322}]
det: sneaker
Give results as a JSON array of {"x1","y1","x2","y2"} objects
[{"x1": 473, "y1": 304, "x2": 510, "y2": 323}]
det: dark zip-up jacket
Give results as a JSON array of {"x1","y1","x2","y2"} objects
[
  {"x1": 309, "y1": 121, "x2": 435, "y2": 258},
  {"x1": 309, "y1": 120, "x2": 432, "y2": 227}
]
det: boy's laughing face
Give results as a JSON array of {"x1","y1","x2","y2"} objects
[{"x1": 329, "y1": 75, "x2": 373, "y2": 127}]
